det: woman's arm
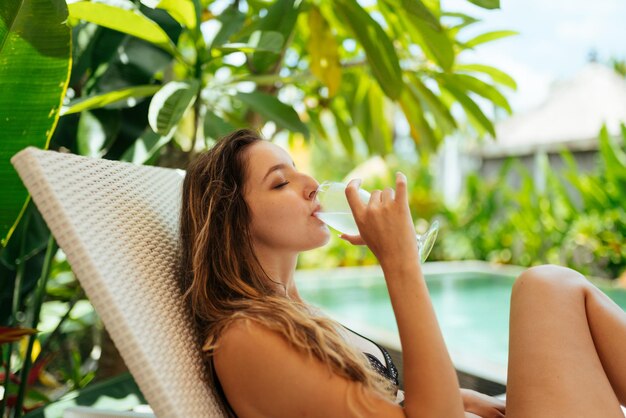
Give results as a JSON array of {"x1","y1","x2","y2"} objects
[{"x1": 344, "y1": 173, "x2": 464, "y2": 418}]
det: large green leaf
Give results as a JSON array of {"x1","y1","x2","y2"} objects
[
  {"x1": 464, "y1": 30, "x2": 517, "y2": 48},
  {"x1": 399, "y1": 87, "x2": 438, "y2": 151},
  {"x1": 467, "y1": 0, "x2": 500, "y2": 9},
  {"x1": 444, "y1": 12, "x2": 480, "y2": 34},
  {"x1": 455, "y1": 63, "x2": 517, "y2": 90},
  {"x1": 140, "y1": 0, "x2": 196, "y2": 30},
  {"x1": 441, "y1": 83, "x2": 495, "y2": 137},
  {"x1": 398, "y1": 10, "x2": 455, "y2": 71},
  {"x1": 76, "y1": 110, "x2": 121, "y2": 157},
  {"x1": 330, "y1": 107, "x2": 355, "y2": 158},
  {"x1": 308, "y1": 6, "x2": 341, "y2": 97},
  {"x1": 148, "y1": 80, "x2": 199, "y2": 136},
  {"x1": 236, "y1": 91, "x2": 308, "y2": 136},
  {"x1": 203, "y1": 110, "x2": 235, "y2": 142},
  {"x1": 335, "y1": 0, "x2": 403, "y2": 100},
  {"x1": 447, "y1": 73, "x2": 512, "y2": 114},
  {"x1": 61, "y1": 85, "x2": 160, "y2": 115},
  {"x1": 408, "y1": 74, "x2": 457, "y2": 133},
  {"x1": 120, "y1": 128, "x2": 171, "y2": 165},
  {"x1": 0, "y1": 0, "x2": 71, "y2": 247},
  {"x1": 218, "y1": 30, "x2": 284, "y2": 54},
  {"x1": 382, "y1": 0, "x2": 442, "y2": 32},
  {"x1": 248, "y1": 0, "x2": 301, "y2": 73},
  {"x1": 208, "y1": 6, "x2": 246, "y2": 51},
  {"x1": 366, "y1": 84, "x2": 392, "y2": 155},
  {"x1": 68, "y1": 1, "x2": 179, "y2": 58}
]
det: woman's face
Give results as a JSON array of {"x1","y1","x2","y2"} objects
[{"x1": 243, "y1": 140, "x2": 330, "y2": 252}]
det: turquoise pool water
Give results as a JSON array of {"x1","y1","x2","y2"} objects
[{"x1": 296, "y1": 270, "x2": 626, "y2": 383}]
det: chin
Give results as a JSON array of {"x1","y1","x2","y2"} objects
[{"x1": 303, "y1": 228, "x2": 330, "y2": 250}]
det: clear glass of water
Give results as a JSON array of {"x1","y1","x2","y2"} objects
[{"x1": 314, "y1": 181, "x2": 439, "y2": 263}]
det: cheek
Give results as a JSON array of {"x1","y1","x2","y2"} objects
[{"x1": 249, "y1": 200, "x2": 293, "y2": 237}]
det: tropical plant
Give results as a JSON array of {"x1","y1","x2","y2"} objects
[
  {"x1": 55, "y1": 0, "x2": 516, "y2": 169},
  {"x1": 433, "y1": 123, "x2": 626, "y2": 278},
  {"x1": 1, "y1": 0, "x2": 71, "y2": 415},
  {"x1": 300, "y1": 123, "x2": 626, "y2": 280}
]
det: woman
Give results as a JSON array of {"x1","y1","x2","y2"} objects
[{"x1": 179, "y1": 129, "x2": 626, "y2": 418}]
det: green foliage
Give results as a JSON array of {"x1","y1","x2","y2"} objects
[
  {"x1": 55, "y1": 0, "x2": 514, "y2": 165},
  {"x1": 68, "y1": 1, "x2": 180, "y2": 58},
  {"x1": 0, "y1": 0, "x2": 71, "y2": 246},
  {"x1": 301, "y1": 124, "x2": 626, "y2": 281},
  {"x1": 437, "y1": 124, "x2": 626, "y2": 278}
]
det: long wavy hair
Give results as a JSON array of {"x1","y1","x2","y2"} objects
[{"x1": 178, "y1": 129, "x2": 396, "y2": 416}]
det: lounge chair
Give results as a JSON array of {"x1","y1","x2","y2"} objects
[{"x1": 12, "y1": 147, "x2": 223, "y2": 417}]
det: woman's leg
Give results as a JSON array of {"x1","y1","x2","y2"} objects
[{"x1": 506, "y1": 265, "x2": 626, "y2": 418}]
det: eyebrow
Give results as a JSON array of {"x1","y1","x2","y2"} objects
[{"x1": 262, "y1": 162, "x2": 296, "y2": 183}]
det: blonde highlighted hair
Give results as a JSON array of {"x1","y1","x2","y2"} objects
[{"x1": 178, "y1": 129, "x2": 396, "y2": 416}]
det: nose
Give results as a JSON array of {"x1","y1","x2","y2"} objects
[{"x1": 305, "y1": 176, "x2": 320, "y2": 200}]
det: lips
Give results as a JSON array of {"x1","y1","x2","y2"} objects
[{"x1": 310, "y1": 203, "x2": 321, "y2": 216}]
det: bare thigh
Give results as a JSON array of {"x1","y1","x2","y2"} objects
[{"x1": 506, "y1": 265, "x2": 626, "y2": 418}]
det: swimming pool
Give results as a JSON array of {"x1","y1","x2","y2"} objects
[{"x1": 295, "y1": 261, "x2": 626, "y2": 386}]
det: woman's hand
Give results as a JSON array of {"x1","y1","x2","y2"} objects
[
  {"x1": 344, "y1": 173, "x2": 419, "y2": 265},
  {"x1": 461, "y1": 389, "x2": 506, "y2": 418}
]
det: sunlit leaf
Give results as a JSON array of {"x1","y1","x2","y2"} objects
[
  {"x1": 209, "y1": 6, "x2": 246, "y2": 50},
  {"x1": 76, "y1": 110, "x2": 120, "y2": 157},
  {"x1": 335, "y1": 0, "x2": 403, "y2": 99},
  {"x1": 120, "y1": 128, "x2": 171, "y2": 165},
  {"x1": 455, "y1": 63, "x2": 517, "y2": 90},
  {"x1": 383, "y1": 0, "x2": 441, "y2": 31},
  {"x1": 408, "y1": 74, "x2": 457, "y2": 132},
  {"x1": 68, "y1": 1, "x2": 179, "y2": 58},
  {"x1": 398, "y1": 12, "x2": 454, "y2": 71},
  {"x1": 448, "y1": 73, "x2": 512, "y2": 114},
  {"x1": 203, "y1": 110, "x2": 235, "y2": 141},
  {"x1": 443, "y1": 11, "x2": 479, "y2": 33},
  {"x1": 464, "y1": 30, "x2": 517, "y2": 48},
  {"x1": 249, "y1": 0, "x2": 301, "y2": 73},
  {"x1": 366, "y1": 84, "x2": 392, "y2": 155},
  {"x1": 441, "y1": 83, "x2": 495, "y2": 137},
  {"x1": 236, "y1": 91, "x2": 308, "y2": 136},
  {"x1": 308, "y1": 6, "x2": 341, "y2": 97},
  {"x1": 467, "y1": 0, "x2": 500, "y2": 10},
  {"x1": 218, "y1": 30, "x2": 284, "y2": 54},
  {"x1": 140, "y1": 0, "x2": 196, "y2": 30},
  {"x1": 148, "y1": 80, "x2": 199, "y2": 136},
  {"x1": 399, "y1": 87, "x2": 438, "y2": 151},
  {"x1": 331, "y1": 108, "x2": 355, "y2": 158},
  {"x1": 62, "y1": 85, "x2": 160, "y2": 115}
]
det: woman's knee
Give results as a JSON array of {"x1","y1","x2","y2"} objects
[{"x1": 512, "y1": 264, "x2": 588, "y2": 298}]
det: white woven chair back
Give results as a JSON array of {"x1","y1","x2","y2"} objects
[{"x1": 11, "y1": 147, "x2": 224, "y2": 417}]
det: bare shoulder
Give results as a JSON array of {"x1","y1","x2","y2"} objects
[
  {"x1": 213, "y1": 318, "x2": 404, "y2": 418},
  {"x1": 216, "y1": 318, "x2": 278, "y2": 349},
  {"x1": 213, "y1": 318, "x2": 286, "y2": 365},
  {"x1": 212, "y1": 319, "x2": 303, "y2": 416}
]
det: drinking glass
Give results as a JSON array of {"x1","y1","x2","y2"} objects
[{"x1": 314, "y1": 181, "x2": 439, "y2": 263}]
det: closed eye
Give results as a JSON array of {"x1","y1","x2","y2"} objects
[{"x1": 273, "y1": 181, "x2": 289, "y2": 189}]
